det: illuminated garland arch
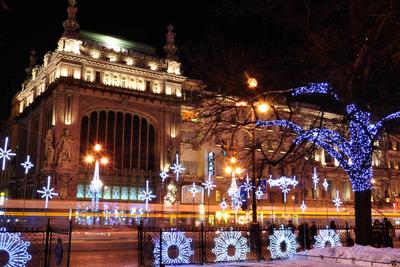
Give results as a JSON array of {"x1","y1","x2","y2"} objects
[
  {"x1": 314, "y1": 229, "x2": 342, "y2": 248},
  {"x1": 0, "y1": 227, "x2": 32, "y2": 266},
  {"x1": 212, "y1": 231, "x2": 250, "y2": 262},
  {"x1": 153, "y1": 231, "x2": 194, "y2": 265},
  {"x1": 268, "y1": 226, "x2": 298, "y2": 259}
]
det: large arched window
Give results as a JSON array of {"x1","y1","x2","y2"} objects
[{"x1": 80, "y1": 110, "x2": 156, "y2": 172}]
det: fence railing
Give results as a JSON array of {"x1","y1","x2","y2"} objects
[{"x1": 138, "y1": 222, "x2": 400, "y2": 266}]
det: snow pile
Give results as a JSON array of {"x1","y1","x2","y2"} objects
[{"x1": 299, "y1": 245, "x2": 400, "y2": 264}]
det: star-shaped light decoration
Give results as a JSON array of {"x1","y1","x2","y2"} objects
[
  {"x1": 255, "y1": 186, "x2": 264, "y2": 200},
  {"x1": 139, "y1": 180, "x2": 156, "y2": 212},
  {"x1": 170, "y1": 154, "x2": 185, "y2": 182},
  {"x1": 37, "y1": 176, "x2": 58, "y2": 209},
  {"x1": 241, "y1": 174, "x2": 252, "y2": 198},
  {"x1": 267, "y1": 175, "x2": 298, "y2": 203},
  {"x1": 21, "y1": 155, "x2": 34, "y2": 174},
  {"x1": 160, "y1": 171, "x2": 169, "y2": 183},
  {"x1": 300, "y1": 200, "x2": 307, "y2": 213},
  {"x1": 0, "y1": 137, "x2": 16, "y2": 171},
  {"x1": 219, "y1": 199, "x2": 228, "y2": 211},
  {"x1": 312, "y1": 167, "x2": 319, "y2": 190},
  {"x1": 332, "y1": 190, "x2": 342, "y2": 213},
  {"x1": 323, "y1": 178, "x2": 329, "y2": 191},
  {"x1": 188, "y1": 182, "x2": 199, "y2": 198},
  {"x1": 202, "y1": 175, "x2": 216, "y2": 197}
]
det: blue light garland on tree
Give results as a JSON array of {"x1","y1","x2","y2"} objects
[{"x1": 257, "y1": 83, "x2": 400, "y2": 192}]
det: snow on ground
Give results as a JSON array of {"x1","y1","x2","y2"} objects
[{"x1": 184, "y1": 245, "x2": 400, "y2": 267}]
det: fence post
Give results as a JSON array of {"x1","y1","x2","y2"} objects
[
  {"x1": 201, "y1": 222, "x2": 205, "y2": 264},
  {"x1": 257, "y1": 222, "x2": 262, "y2": 260},
  {"x1": 160, "y1": 228, "x2": 164, "y2": 267},
  {"x1": 138, "y1": 220, "x2": 143, "y2": 266},
  {"x1": 44, "y1": 218, "x2": 50, "y2": 267},
  {"x1": 67, "y1": 219, "x2": 73, "y2": 267}
]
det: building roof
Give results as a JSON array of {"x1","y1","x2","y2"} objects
[{"x1": 79, "y1": 30, "x2": 157, "y2": 56}]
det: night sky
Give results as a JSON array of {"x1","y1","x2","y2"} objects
[{"x1": 1, "y1": 1, "x2": 399, "y2": 120}]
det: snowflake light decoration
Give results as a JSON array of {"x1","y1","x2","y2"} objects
[
  {"x1": 21, "y1": 155, "x2": 34, "y2": 174},
  {"x1": 268, "y1": 225, "x2": 298, "y2": 259},
  {"x1": 314, "y1": 229, "x2": 342, "y2": 248},
  {"x1": 188, "y1": 182, "x2": 199, "y2": 198},
  {"x1": 202, "y1": 175, "x2": 216, "y2": 197},
  {"x1": 332, "y1": 190, "x2": 342, "y2": 212},
  {"x1": 312, "y1": 167, "x2": 319, "y2": 190},
  {"x1": 241, "y1": 174, "x2": 252, "y2": 198},
  {"x1": 219, "y1": 199, "x2": 228, "y2": 211},
  {"x1": 212, "y1": 231, "x2": 250, "y2": 262},
  {"x1": 160, "y1": 171, "x2": 169, "y2": 183},
  {"x1": 300, "y1": 200, "x2": 307, "y2": 213},
  {"x1": 0, "y1": 137, "x2": 16, "y2": 171},
  {"x1": 323, "y1": 178, "x2": 329, "y2": 191},
  {"x1": 255, "y1": 186, "x2": 263, "y2": 199},
  {"x1": 139, "y1": 180, "x2": 156, "y2": 212},
  {"x1": 37, "y1": 176, "x2": 58, "y2": 209},
  {"x1": 153, "y1": 231, "x2": 194, "y2": 265},
  {"x1": 170, "y1": 154, "x2": 185, "y2": 182},
  {"x1": 267, "y1": 175, "x2": 298, "y2": 203},
  {"x1": 0, "y1": 227, "x2": 32, "y2": 266}
]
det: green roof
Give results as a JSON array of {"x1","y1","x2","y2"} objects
[{"x1": 79, "y1": 30, "x2": 157, "y2": 56}]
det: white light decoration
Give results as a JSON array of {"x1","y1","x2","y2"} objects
[
  {"x1": 267, "y1": 175, "x2": 298, "y2": 203},
  {"x1": 170, "y1": 154, "x2": 185, "y2": 182},
  {"x1": 0, "y1": 227, "x2": 32, "y2": 266},
  {"x1": 139, "y1": 180, "x2": 156, "y2": 212},
  {"x1": 314, "y1": 229, "x2": 342, "y2": 248},
  {"x1": 219, "y1": 199, "x2": 228, "y2": 211},
  {"x1": 21, "y1": 155, "x2": 34, "y2": 174},
  {"x1": 153, "y1": 231, "x2": 194, "y2": 265},
  {"x1": 241, "y1": 174, "x2": 252, "y2": 198},
  {"x1": 160, "y1": 171, "x2": 169, "y2": 183},
  {"x1": 332, "y1": 190, "x2": 342, "y2": 212},
  {"x1": 0, "y1": 137, "x2": 16, "y2": 171},
  {"x1": 37, "y1": 176, "x2": 58, "y2": 209},
  {"x1": 268, "y1": 225, "x2": 299, "y2": 259},
  {"x1": 323, "y1": 178, "x2": 329, "y2": 191},
  {"x1": 188, "y1": 182, "x2": 199, "y2": 198},
  {"x1": 90, "y1": 160, "x2": 103, "y2": 212},
  {"x1": 255, "y1": 186, "x2": 264, "y2": 199},
  {"x1": 227, "y1": 178, "x2": 239, "y2": 196},
  {"x1": 212, "y1": 231, "x2": 250, "y2": 262},
  {"x1": 312, "y1": 167, "x2": 319, "y2": 190},
  {"x1": 300, "y1": 200, "x2": 307, "y2": 213},
  {"x1": 202, "y1": 175, "x2": 216, "y2": 197}
]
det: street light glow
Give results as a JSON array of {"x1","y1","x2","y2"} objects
[
  {"x1": 225, "y1": 166, "x2": 232, "y2": 174},
  {"x1": 85, "y1": 154, "x2": 94, "y2": 164},
  {"x1": 257, "y1": 102, "x2": 269, "y2": 113},
  {"x1": 247, "y1": 77, "x2": 257, "y2": 89},
  {"x1": 100, "y1": 157, "x2": 109, "y2": 165},
  {"x1": 94, "y1": 144, "x2": 102, "y2": 152}
]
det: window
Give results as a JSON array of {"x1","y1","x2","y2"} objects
[
  {"x1": 77, "y1": 184, "x2": 85, "y2": 198},
  {"x1": 183, "y1": 160, "x2": 198, "y2": 175},
  {"x1": 112, "y1": 75, "x2": 118, "y2": 86},
  {"x1": 103, "y1": 186, "x2": 111, "y2": 199},
  {"x1": 129, "y1": 78, "x2": 136, "y2": 89},
  {"x1": 121, "y1": 77, "x2": 127, "y2": 88},
  {"x1": 176, "y1": 87, "x2": 182, "y2": 97},
  {"x1": 65, "y1": 96, "x2": 72, "y2": 125},
  {"x1": 129, "y1": 187, "x2": 137, "y2": 200},
  {"x1": 103, "y1": 73, "x2": 110, "y2": 85},
  {"x1": 85, "y1": 69, "x2": 92, "y2": 82},
  {"x1": 153, "y1": 81, "x2": 160, "y2": 93},
  {"x1": 95, "y1": 71, "x2": 101, "y2": 83},
  {"x1": 121, "y1": 187, "x2": 129, "y2": 200},
  {"x1": 112, "y1": 186, "x2": 121, "y2": 199},
  {"x1": 137, "y1": 79, "x2": 144, "y2": 90},
  {"x1": 165, "y1": 86, "x2": 172, "y2": 95},
  {"x1": 146, "y1": 80, "x2": 151, "y2": 92}
]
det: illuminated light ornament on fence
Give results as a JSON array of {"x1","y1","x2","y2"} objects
[
  {"x1": 170, "y1": 154, "x2": 185, "y2": 182},
  {"x1": 255, "y1": 186, "x2": 263, "y2": 200},
  {"x1": 268, "y1": 225, "x2": 298, "y2": 259},
  {"x1": 314, "y1": 229, "x2": 342, "y2": 248},
  {"x1": 219, "y1": 199, "x2": 228, "y2": 211},
  {"x1": 188, "y1": 182, "x2": 199, "y2": 198},
  {"x1": 0, "y1": 227, "x2": 32, "y2": 266},
  {"x1": 312, "y1": 167, "x2": 319, "y2": 190},
  {"x1": 257, "y1": 83, "x2": 400, "y2": 192},
  {"x1": 202, "y1": 174, "x2": 216, "y2": 197},
  {"x1": 21, "y1": 155, "x2": 34, "y2": 174},
  {"x1": 153, "y1": 231, "x2": 194, "y2": 265},
  {"x1": 212, "y1": 231, "x2": 250, "y2": 262},
  {"x1": 300, "y1": 200, "x2": 307, "y2": 213},
  {"x1": 323, "y1": 178, "x2": 329, "y2": 191},
  {"x1": 0, "y1": 137, "x2": 16, "y2": 171},
  {"x1": 241, "y1": 174, "x2": 252, "y2": 198},
  {"x1": 267, "y1": 175, "x2": 298, "y2": 203},
  {"x1": 332, "y1": 190, "x2": 342, "y2": 212},
  {"x1": 37, "y1": 176, "x2": 58, "y2": 209},
  {"x1": 139, "y1": 180, "x2": 156, "y2": 212},
  {"x1": 159, "y1": 171, "x2": 169, "y2": 183}
]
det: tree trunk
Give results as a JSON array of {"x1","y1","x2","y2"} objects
[{"x1": 354, "y1": 189, "x2": 371, "y2": 245}]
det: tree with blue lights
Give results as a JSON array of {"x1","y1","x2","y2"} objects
[{"x1": 257, "y1": 82, "x2": 400, "y2": 245}]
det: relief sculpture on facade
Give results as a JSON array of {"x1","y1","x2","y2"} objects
[
  {"x1": 44, "y1": 129, "x2": 55, "y2": 166},
  {"x1": 57, "y1": 128, "x2": 74, "y2": 164}
]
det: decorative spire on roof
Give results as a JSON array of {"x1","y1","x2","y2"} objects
[
  {"x1": 163, "y1": 24, "x2": 178, "y2": 60},
  {"x1": 63, "y1": 0, "x2": 80, "y2": 37},
  {"x1": 25, "y1": 49, "x2": 37, "y2": 76}
]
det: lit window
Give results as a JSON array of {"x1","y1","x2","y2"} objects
[
  {"x1": 104, "y1": 74, "x2": 110, "y2": 85},
  {"x1": 85, "y1": 70, "x2": 92, "y2": 82},
  {"x1": 121, "y1": 187, "x2": 129, "y2": 200},
  {"x1": 176, "y1": 87, "x2": 182, "y2": 97},
  {"x1": 112, "y1": 75, "x2": 118, "y2": 86},
  {"x1": 112, "y1": 186, "x2": 121, "y2": 199},
  {"x1": 165, "y1": 86, "x2": 172, "y2": 95},
  {"x1": 129, "y1": 78, "x2": 136, "y2": 89},
  {"x1": 153, "y1": 81, "x2": 160, "y2": 93},
  {"x1": 76, "y1": 184, "x2": 85, "y2": 198},
  {"x1": 137, "y1": 79, "x2": 144, "y2": 90},
  {"x1": 121, "y1": 77, "x2": 127, "y2": 88},
  {"x1": 129, "y1": 187, "x2": 137, "y2": 200}
]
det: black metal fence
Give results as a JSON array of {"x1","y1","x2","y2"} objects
[
  {"x1": 0, "y1": 218, "x2": 72, "y2": 267},
  {"x1": 138, "y1": 222, "x2": 400, "y2": 266}
]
